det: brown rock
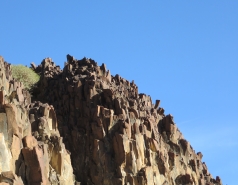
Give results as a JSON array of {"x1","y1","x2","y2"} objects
[
  {"x1": 0, "y1": 55, "x2": 222, "y2": 185},
  {"x1": 22, "y1": 135, "x2": 38, "y2": 149}
]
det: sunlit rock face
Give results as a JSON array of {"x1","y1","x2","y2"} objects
[
  {"x1": 0, "y1": 54, "x2": 222, "y2": 185},
  {"x1": 0, "y1": 56, "x2": 74, "y2": 185}
]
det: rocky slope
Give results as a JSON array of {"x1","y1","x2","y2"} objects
[{"x1": 0, "y1": 55, "x2": 222, "y2": 185}]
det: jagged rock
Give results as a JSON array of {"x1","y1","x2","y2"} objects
[
  {"x1": 0, "y1": 56, "x2": 74, "y2": 185},
  {"x1": 0, "y1": 55, "x2": 222, "y2": 185}
]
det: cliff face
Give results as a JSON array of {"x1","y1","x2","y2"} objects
[
  {"x1": 0, "y1": 56, "x2": 74, "y2": 185},
  {"x1": 0, "y1": 55, "x2": 222, "y2": 185}
]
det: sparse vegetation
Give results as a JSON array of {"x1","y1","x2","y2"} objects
[{"x1": 11, "y1": 65, "x2": 40, "y2": 90}]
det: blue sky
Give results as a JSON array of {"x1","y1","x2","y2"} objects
[{"x1": 1, "y1": 1, "x2": 237, "y2": 184}]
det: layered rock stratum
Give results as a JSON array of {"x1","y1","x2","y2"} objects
[{"x1": 0, "y1": 55, "x2": 222, "y2": 185}]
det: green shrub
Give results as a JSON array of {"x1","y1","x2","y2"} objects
[{"x1": 11, "y1": 65, "x2": 40, "y2": 90}]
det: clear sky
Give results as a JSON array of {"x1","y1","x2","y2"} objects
[{"x1": 1, "y1": 1, "x2": 237, "y2": 184}]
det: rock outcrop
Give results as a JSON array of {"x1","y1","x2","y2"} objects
[
  {"x1": 0, "y1": 56, "x2": 74, "y2": 185},
  {"x1": 0, "y1": 54, "x2": 222, "y2": 185}
]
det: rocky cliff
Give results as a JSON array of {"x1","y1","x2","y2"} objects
[{"x1": 0, "y1": 55, "x2": 222, "y2": 185}]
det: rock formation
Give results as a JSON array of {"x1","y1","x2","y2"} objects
[{"x1": 0, "y1": 55, "x2": 222, "y2": 185}]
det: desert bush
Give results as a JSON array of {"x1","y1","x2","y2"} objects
[{"x1": 11, "y1": 65, "x2": 40, "y2": 90}]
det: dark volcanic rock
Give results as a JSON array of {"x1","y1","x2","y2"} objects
[
  {"x1": 0, "y1": 54, "x2": 222, "y2": 185},
  {"x1": 31, "y1": 55, "x2": 222, "y2": 185}
]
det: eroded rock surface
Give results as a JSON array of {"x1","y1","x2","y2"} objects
[
  {"x1": 32, "y1": 55, "x2": 222, "y2": 185},
  {"x1": 0, "y1": 56, "x2": 74, "y2": 185},
  {"x1": 0, "y1": 55, "x2": 222, "y2": 185}
]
